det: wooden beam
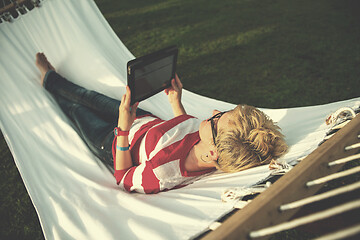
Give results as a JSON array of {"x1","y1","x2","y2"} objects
[
  {"x1": 0, "y1": 3, "x2": 16, "y2": 16},
  {"x1": 0, "y1": 0, "x2": 33, "y2": 16},
  {"x1": 201, "y1": 114, "x2": 360, "y2": 240}
]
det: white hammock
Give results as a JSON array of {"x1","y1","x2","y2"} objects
[{"x1": 0, "y1": 0, "x2": 359, "y2": 239}]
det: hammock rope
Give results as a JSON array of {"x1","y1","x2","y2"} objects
[
  {"x1": 328, "y1": 153, "x2": 360, "y2": 167},
  {"x1": 280, "y1": 181, "x2": 360, "y2": 211},
  {"x1": 306, "y1": 166, "x2": 360, "y2": 187},
  {"x1": 249, "y1": 200, "x2": 360, "y2": 238},
  {"x1": 314, "y1": 224, "x2": 360, "y2": 240},
  {"x1": 345, "y1": 143, "x2": 360, "y2": 151}
]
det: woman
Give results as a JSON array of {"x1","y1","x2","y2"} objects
[{"x1": 36, "y1": 53, "x2": 288, "y2": 194}]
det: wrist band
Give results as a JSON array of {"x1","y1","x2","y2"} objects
[
  {"x1": 114, "y1": 127, "x2": 129, "y2": 137},
  {"x1": 116, "y1": 145, "x2": 130, "y2": 151}
]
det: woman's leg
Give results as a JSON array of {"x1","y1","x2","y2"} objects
[
  {"x1": 35, "y1": 53, "x2": 152, "y2": 165},
  {"x1": 36, "y1": 53, "x2": 152, "y2": 119},
  {"x1": 56, "y1": 96, "x2": 115, "y2": 166},
  {"x1": 43, "y1": 70, "x2": 120, "y2": 120}
]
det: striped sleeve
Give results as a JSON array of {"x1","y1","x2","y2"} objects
[
  {"x1": 112, "y1": 115, "x2": 162, "y2": 193},
  {"x1": 114, "y1": 114, "x2": 200, "y2": 194},
  {"x1": 114, "y1": 162, "x2": 160, "y2": 194}
]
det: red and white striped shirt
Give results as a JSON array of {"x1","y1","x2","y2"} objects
[{"x1": 112, "y1": 114, "x2": 214, "y2": 194}]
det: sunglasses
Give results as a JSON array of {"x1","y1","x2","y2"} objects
[{"x1": 207, "y1": 111, "x2": 227, "y2": 145}]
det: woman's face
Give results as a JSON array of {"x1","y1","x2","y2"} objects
[{"x1": 199, "y1": 110, "x2": 232, "y2": 145}]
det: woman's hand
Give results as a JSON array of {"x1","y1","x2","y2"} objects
[
  {"x1": 164, "y1": 74, "x2": 183, "y2": 105},
  {"x1": 164, "y1": 74, "x2": 186, "y2": 117},
  {"x1": 118, "y1": 86, "x2": 138, "y2": 131}
]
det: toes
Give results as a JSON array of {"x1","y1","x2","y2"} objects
[
  {"x1": 40, "y1": 53, "x2": 46, "y2": 61},
  {"x1": 36, "y1": 52, "x2": 55, "y2": 72},
  {"x1": 36, "y1": 52, "x2": 41, "y2": 61},
  {"x1": 36, "y1": 53, "x2": 47, "y2": 64},
  {"x1": 36, "y1": 52, "x2": 45, "y2": 62}
]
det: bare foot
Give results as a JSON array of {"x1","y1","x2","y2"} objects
[{"x1": 35, "y1": 52, "x2": 55, "y2": 85}]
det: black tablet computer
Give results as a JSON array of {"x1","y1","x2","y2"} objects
[{"x1": 127, "y1": 46, "x2": 178, "y2": 105}]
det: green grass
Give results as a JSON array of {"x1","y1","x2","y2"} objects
[
  {"x1": 1, "y1": 0, "x2": 359, "y2": 239},
  {"x1": 100, "y1": 0, "x2": 360, "y2": 107}
]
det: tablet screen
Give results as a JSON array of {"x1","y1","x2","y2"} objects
[
  {"x1": 133, "y1": 55, "x2": 174, "y2": 101},
  {"x1": 127, "y1": 46, "x2": 178, "y2": 105}
]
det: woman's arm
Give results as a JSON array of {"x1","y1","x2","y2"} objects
[
  {"x1": 164, "y1": 74, "x2": 186, "y2": 117},
  {"x1": 115, "y1": 86, "x2": 138, "y2": 171}
]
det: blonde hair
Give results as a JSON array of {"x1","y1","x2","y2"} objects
[{"x1": 215, "y1": 105, "x2": 288, "y2": 172}]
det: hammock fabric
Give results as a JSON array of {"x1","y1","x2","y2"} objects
[{"x1": 0, "y1": 0, "x2": 359, "y2": 239}]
